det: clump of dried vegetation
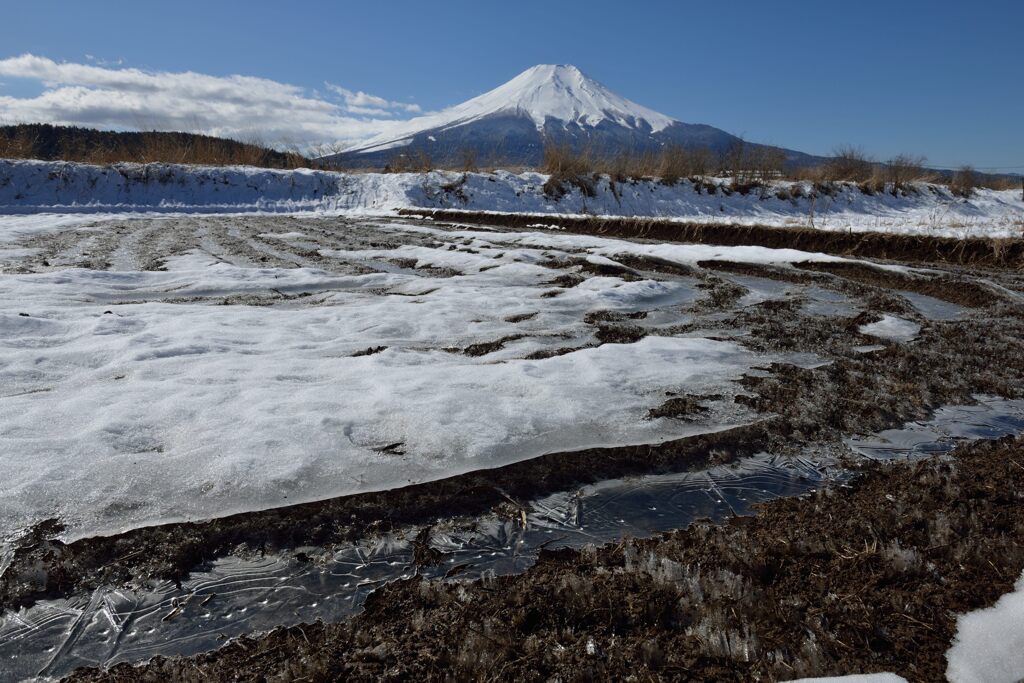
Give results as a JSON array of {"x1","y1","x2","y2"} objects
[
  {"x1": 541, "y1": 142, "x2": 599, "y2": 198},
  {"x1": 531, "y1": 141, "x2": 1019, "y2": 200}
]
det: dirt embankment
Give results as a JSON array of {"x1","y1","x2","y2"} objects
[
  {"x1": 398, "y1": 209, "x2": 1024, "y2": 268},
  {"x1": 68, "y1": 435, "x2": 1024, "y2": 682}
]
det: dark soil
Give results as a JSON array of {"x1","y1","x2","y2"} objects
[
  {"x1": 615, "y1": 253, "x2": 698, "y2": 277},
  {"x1": 699, "y1": 260, "x2": 820, "y2": 284},
  {"x1": 397, "y1": 209, "x2": 1024, "y2": 268},
  {"x1": 695, "y1": 276, "x2": 748, "y2": 310},
  {"x1": 577, "y1": 258, "x2": 641, "y2": 280},
  {"x1": 462, "y1": 334, "x2": 527, "y2": 356},
  {"x1": 522, "y1": 345, "x2": 589, "y2": 360},
  {"x1": 647, "y1": 395, "x2": 711, "y2": 420},
  {"x1": 351, "y1": 346, "x2": 387, "y2": 357},
  {"x1": 544, "y1": 272, "x2": 587, "y2": 288},
  {"x1": 504, "y1": 312, "x2": 537, "y2": 323},
  {"x1": 593, "y1": 324, "x2": 648, "y2": 344},
  {"x1": 68, "y1": 435, "x2": 1024, "y2": 682},
  {"x1": 582, "y1": 310, "x2": 648, "y2": 324}
]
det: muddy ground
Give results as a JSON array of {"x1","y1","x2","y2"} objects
[
  {"x1": 0, "y1": 215, "x2": 1022, "y2": 680},
  {"x1": 69, "y1": 434, "x2": 1024, "y2": 682}
]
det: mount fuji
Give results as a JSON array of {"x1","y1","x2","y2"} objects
[{"x1": 331, "y1": 65, "x2": 818, "y2": 168}]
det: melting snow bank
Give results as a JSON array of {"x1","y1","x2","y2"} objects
[
  {"x1": 2, "y1": 159, "x2": 1023, "y2": 238},
  {"x1": 946, "y1": 570, "x2": 1024, "y2": 683}
]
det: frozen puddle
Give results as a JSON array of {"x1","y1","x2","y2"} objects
[
  {"x1": 2, "y1": 396, "x2": 1023, "y2": 680},
  {"x1": 899, "y1": 290, "x2": 965, "y2": 321},
  {"x1": 846, "y1": 397, "x2": 1024, "y2": 459}
]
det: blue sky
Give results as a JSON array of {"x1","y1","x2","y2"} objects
[{"x1": 2, "y1": 0, "x2": 1022, "y2": 168}]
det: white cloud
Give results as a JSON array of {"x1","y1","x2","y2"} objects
[
  {"x1": 346, "y1": 106, "x2": 394, "y2": 117},
  {"x1": 326, "y1": 83, "x2": 422, "y2": 114},
  {"x1": 0, "y1": 54, "x2": 421, "y2": 152}
]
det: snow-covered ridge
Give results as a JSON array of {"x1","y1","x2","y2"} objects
[
  {"x1": 1, "y1": 159, "x2": 1022, "y2": 239},
  {"x1": 347, "y1": 64, "x2": 677, "y2": 154}
]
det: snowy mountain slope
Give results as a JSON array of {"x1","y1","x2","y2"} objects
[
  {"x1": 331, "y1": 65, "x2": 816, "y2": 167},
  {"x1": 2, "y1": 160, "x2": 1022, "y2": 239},
  {"x1": 350, "y1": 65, "x2": 676, "y2": 153}
]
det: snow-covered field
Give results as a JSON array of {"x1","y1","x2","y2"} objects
[
  {"x1": 2, "y1": 159, "x2": 1022, "y2": 238},
  {"x1": 1, "y1": 159, "x2": 1022, "y2": 682},
  {"x1": 1, "y1": 214, "x2": 873, "y2": 541}
]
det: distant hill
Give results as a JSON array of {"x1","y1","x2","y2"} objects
[
  {"x1": 328, "y1": 65, "x2": 823, "y2": 169},
  {"x1": 0, "y1": 124, "x2": 308, "y2": 168}
]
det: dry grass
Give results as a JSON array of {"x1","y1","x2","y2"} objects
[
  {"x1": 532, "y1": 143, "x2": 1022, "y2": 203},
  {"x1": 537, "y1": 141, "x2": 786, "y2": 194},
  {"x1": 948, "y1": 165, "x2": 978, "y2": 198},
  {"x1": 982, "y1": 175, "x2": 1024, "y2": 192},
  {"x1": 540, "y1": 143, "x2": 597, "y2": 197},
  {"x1": 988, "y1": 236, "x2": 1018, "y2": 259},
  {"x1": 459, "y1": 148, "x2": 479, "y2": 173},
  {"x1": 379, "y1": 149, "x2": 436, "y2": 173},
  {"x1": 884, "y1": 153, "x2": 929, "y2": 192},
  {"x1": 821, "y1": 146, "x2": 874, "y2": 183},
  {"x1": 541, "y1": 142, "x2": 594, "y2": 178},
  {"x1": 658, "y1": 145, "x2": 711, "y2": 184}
]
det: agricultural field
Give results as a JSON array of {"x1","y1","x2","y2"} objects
[{"x1": 1, "y1": 168, "x2": 1023, "y2": 679}]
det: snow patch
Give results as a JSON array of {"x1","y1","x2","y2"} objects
[
  {"x1": 858, "y1": 315, "x2": 920, "y2": 342},
  {"x1": 946, "y1": 570, "x2": 1024, "y2": 683}
]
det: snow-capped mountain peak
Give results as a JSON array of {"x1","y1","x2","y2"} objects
[
  {"x1": 464, "y1": 64, "x2": 677, "y2": 133},
  {"x1": 347, "y1": 64, "x2": 677, "y2": 154}
]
